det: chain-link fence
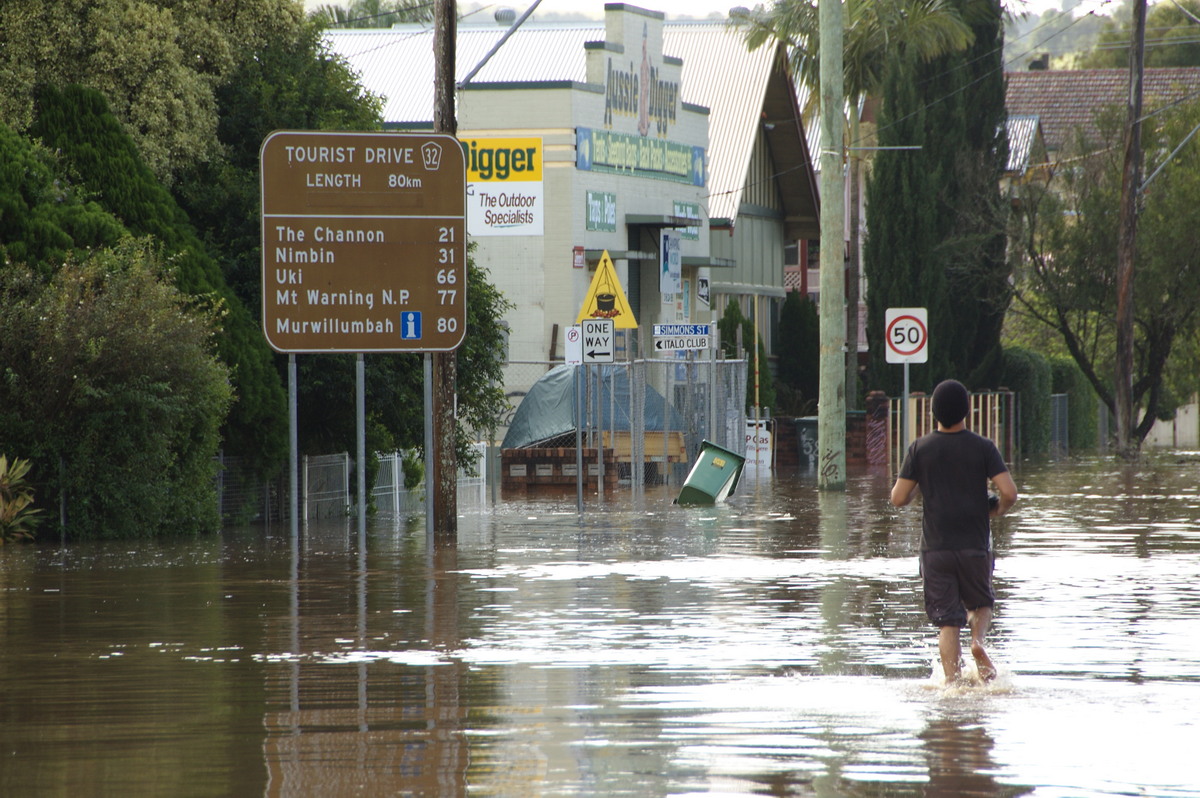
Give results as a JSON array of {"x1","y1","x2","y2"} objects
[
  {"x1": 216, "y1": 353, "x2": 747, "y2": 520},
  {"x1": 218, "y1": 443, "x2": 491, "y2": 524},
  {"x1": 500, "y1": 356, "x2": 747, "y2": 490}
]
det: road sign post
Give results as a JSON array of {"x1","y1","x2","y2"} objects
[
  {"x1": 581, "y1": 318, "x2": 615, "y2": 363},
  {"x1": 652, "y1": 323, "x2": 711, "y2": 353},
  {"x1": 884, "y1": 308, "x2": 929, "y2": 456},
  {"x1": 260, "y1": 130, "x2": 466, "y2": 353},
  {"x1": 260, "y1": 130, "x2": 466, "y2": 540}
]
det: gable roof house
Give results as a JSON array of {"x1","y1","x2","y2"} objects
[
  {"x1": 1006, "y1": 67, "x2": 1200, "y2": 165},
  {"x1": 323, "y1": 4, "x2": 819, "y2": 397}
]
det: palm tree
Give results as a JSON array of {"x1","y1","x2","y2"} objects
[
  {"x1": 741, "y1": 0, "x2": 976, "y2": 409},
  {"x1": 311, "y1": 0, "x2": 433, "y2": 28}
]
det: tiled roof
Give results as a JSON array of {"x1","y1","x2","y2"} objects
[{"x1": 1006, "y1": 68, "x2": 1200, "y2": 156}]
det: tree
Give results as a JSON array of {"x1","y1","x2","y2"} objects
[
  {"x1": 0, "y1": 125, "x2": 126, "y2": 269},
  {"x1": 1080, "y1": 0, "x2": 1200, "y2": 68},
  {"x1": 864, "y1": 0, "x2": 1011, "y2": 397},
  {"x1": 172, "y1": 14, "x2": 384, "y2": 318},
  {"x1": 30, "y1": 85, "x2": 288, "y2": 471},
  {"x1": 718, "y1": 299, "x2": 777, "y2": 412},
  {"x1": 776, "y1": 291, "x2": 820, "y2": 414},
  {"x1": 742, "y1": 0, "x2": 975, "y2": 408},
  {"x1": 1010, "y1": 99, "x2": 1200, "y2": 452},
  {"x1": 310, "y1": 0, "x2": 433, "y2": 28},
  {"x1": 0, "y1": 0, "x2": 306, "y2": 182},
  {"x1": 0, "y1": 240, "x2": 233, "y2": 539}
]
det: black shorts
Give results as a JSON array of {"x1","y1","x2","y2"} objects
[{"x1": 919, "y1": 548, "x2": 995, "y2": 627}]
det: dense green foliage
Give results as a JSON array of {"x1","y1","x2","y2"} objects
[
  {"x1": 0, "y1": 0, "x2": 305, "y2": 181},
  {"x1": 0, "y1": 455, "x2": 43, "y2": 544},
  {"x1": 0, "y1": 241, "x2": 232, "y2": 539},
  {"x1": 1002, "y1": 346, "x2": 1051, "y2": 459},
  {"x1": 30, "y1": 85, "x2": 287, "y2": 469},
  {"x1": 864, "y1": 0, "x2": 1011, "y2": 397},
  {"x1": 1010, "y1": 98, "x2": 1200, "y2": 447},
  {"x1": 0, "y1": 2, "x2": 517, "y2": 534},
  {"x1": 718, "y1": 300, "x2": 776, "y2": 413},
  {"x1": 1079, "y1": 0, "x2": 1200, "y2": 68},
  {"x1": 1049, "y1": 356, "x2": 1098, "y2": 453},
  {"x1": 0, "y1": 126, "x2": 126, "y2": 268},
  {"x1": 172, "y1": 14, "x2": 384, "y2": 310},
  {"x1": 775, "y1": 291, "x2": 819, "y2": 415}
]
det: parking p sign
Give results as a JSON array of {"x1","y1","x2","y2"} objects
[{"x1": 885, "y1": 308, "x2": 928, "y2": 364}]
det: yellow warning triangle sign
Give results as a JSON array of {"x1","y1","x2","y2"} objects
[{"x1": 576, "y1": 250, "x2": 638, "y2": 329}]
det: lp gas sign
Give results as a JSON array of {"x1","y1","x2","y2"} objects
[{"x1": 884, "y1": 308, "x2": 929, "y2": 364}]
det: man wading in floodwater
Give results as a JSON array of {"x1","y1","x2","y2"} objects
[{"x1": 890, "y1": 379, "x2": 1018, "y2": 683}]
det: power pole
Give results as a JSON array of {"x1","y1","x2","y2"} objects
[
  {"x1": 1115, "y1": 0, "x2": 1147, "y2": 460},
  {"x1": 818, "y1": 0, "x2": 846, "y2": 490},
  {"x1": 431, "y1": 0, "x2": 458, "y2": 538}
]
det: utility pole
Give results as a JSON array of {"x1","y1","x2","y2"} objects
[
  {"x1": 1115, "y1": 0, "x2": 1147, "y2": 460},
  {"x1": 818, "y1": 0, "x2": 846, "y2": 490},
  {"x1": 430, "y1": 0, "x2": 458, "y2": 538}
]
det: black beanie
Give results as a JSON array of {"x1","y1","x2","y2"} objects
[{"x1": 931, "y1": 380, "x2": 969, "y2": 427}]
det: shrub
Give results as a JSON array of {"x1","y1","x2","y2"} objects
[
  {"x1": 1049, "y1": 356, "x2": 1098, "y2": 452},
  {"x1": 1002, "y1": 346, "x2": 1052, "y2": 458},
  {"x1": 0, "y1": 240, "x2": 232, "y2": 538},
  {"x1": 718, "y1": 299, "x2": 776, "y2": 413},
  {"x1": 0, "y1": 455, "x2": 43, "y2": 544}
]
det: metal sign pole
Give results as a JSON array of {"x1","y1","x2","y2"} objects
[
  {"x1": 575, "y1": 365, "x2": 583, "y2": 513},
  {"x1": 289, "y1": 354, "x2": 299, "y2": 540},
  {"x1": 424, "y1": 354, "x2": 435, "y2": 542},
  {"x1": 356, "y1": 354, "x2": 366, "y2": 536}
]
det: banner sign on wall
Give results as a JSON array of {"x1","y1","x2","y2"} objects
[
  {"x1": 673, "y1": 200, "x2": 701, "y2": 240},
  {"x1": 586, "y1": 190, "x2": 617, "y2": 232},
  {"x1": 576, "y1": 127, "x2": 705, "y2": 186},
  {"x1": 462, "y1": 137, "x2": 543, "y2": 237}
]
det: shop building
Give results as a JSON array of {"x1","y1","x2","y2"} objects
[{"x1": 325, "y1": 3, "x2": 819, "y2": 395}]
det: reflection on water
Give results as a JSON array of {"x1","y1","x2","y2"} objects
[{"x1": 2, "y1": 457, "x2": 1199, "y2": 796}]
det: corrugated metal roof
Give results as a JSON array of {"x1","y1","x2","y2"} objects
[
  {"x1": 328, "y1": 25, "x2": 603, "y2": 124},
  {"x1": 1005, "y1": 113, "x2": 1040, "y2": 174},
  {"x1": 324, "y1": 19, "x2": 818, "y2": 237},
  {"x1": 661, "y1": 24, "x2": 773, "y2": 223}
]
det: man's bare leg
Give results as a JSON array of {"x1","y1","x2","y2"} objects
[
  {"x1": 938, "y1": 625, "x2": 962, "y2": 683},
  {"x1": 967, "y1": 605, "x2": 996, "y2": 681}
]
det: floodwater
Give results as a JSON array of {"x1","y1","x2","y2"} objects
[{"x1": 2, "y1": 458, "x2": 1199, "y2": 797}]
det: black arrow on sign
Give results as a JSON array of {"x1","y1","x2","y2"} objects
[{"x1": 587, "y1": 350, "x2": 611, "y2": 359}]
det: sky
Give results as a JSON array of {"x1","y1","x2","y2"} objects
[{"x1": 304, "y1": 0, "x2": 1116, "y2": 23}]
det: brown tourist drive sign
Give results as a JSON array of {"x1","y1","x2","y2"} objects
[{"x1": 260, "y1": 130, "x2": 466, "y2": 352}]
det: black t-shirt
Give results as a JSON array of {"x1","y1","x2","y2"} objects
[{"x1": 898, "y1": 429, "x2": 1009, "y2": 551}]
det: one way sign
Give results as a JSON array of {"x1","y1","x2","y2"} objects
[{"x1": 581, "y1": 318, "x2": 614, "y2": 363}]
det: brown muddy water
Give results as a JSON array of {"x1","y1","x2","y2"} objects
[{"x1": 1, "y1": 457, "x2": 1199, "y2": 797}]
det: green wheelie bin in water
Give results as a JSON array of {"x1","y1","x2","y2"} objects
[{"x1": 676, "y1": 440, "x2": 746, "y2": 505}]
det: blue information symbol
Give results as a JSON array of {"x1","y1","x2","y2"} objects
[{"x1": 400, "y1": 311, "x2": 422, "y2": 340}]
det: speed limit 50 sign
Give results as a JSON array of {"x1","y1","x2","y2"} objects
[{"x1": 885, "y1": 308, "x2": 928, "y2": 364}]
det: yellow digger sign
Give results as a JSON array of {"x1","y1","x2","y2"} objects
[{"x1": 576, "y1": 250, "x2": 637, "y2": 329}]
